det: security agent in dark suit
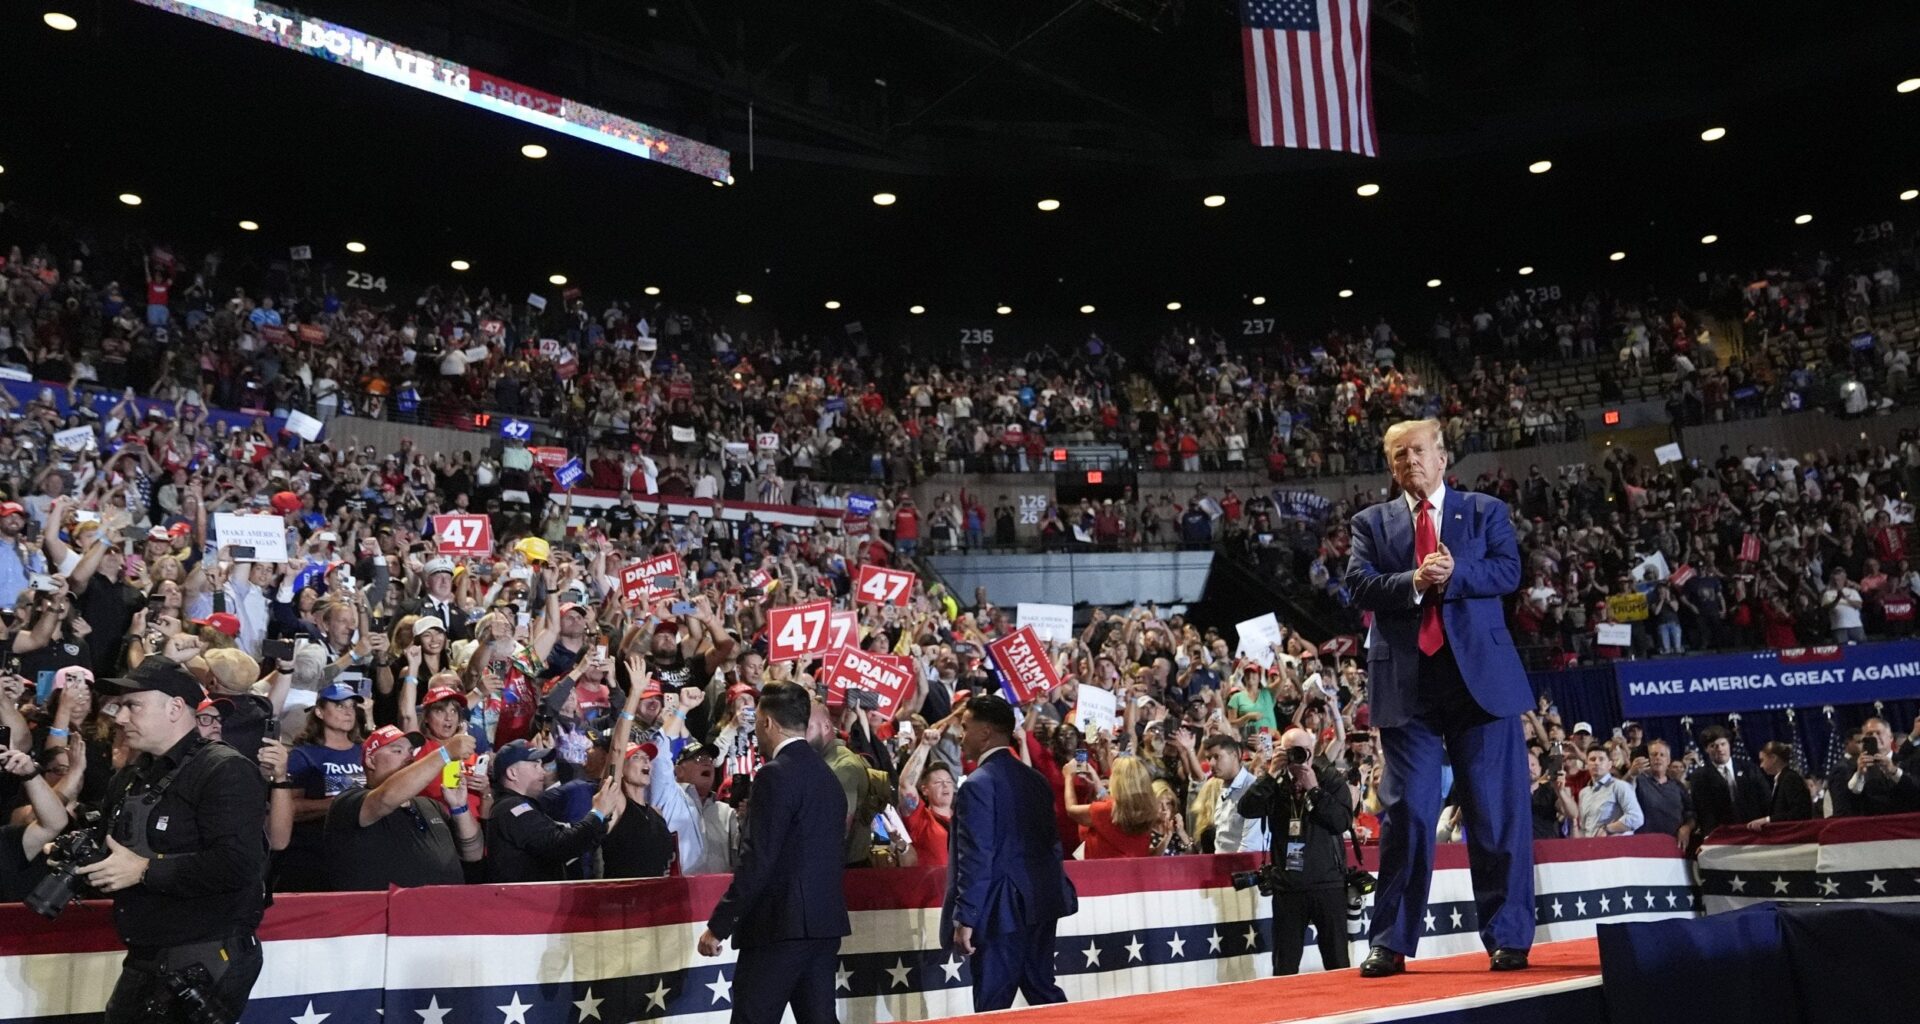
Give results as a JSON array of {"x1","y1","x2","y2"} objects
[
  {"x1": 1238, "y1": 726, "x2": 1354, "y2": 976},
  {"x1": 700, "y1": 682, "x2": 851, "y2": 1024},
  {"x1": 941, "y1": 693, "x2": 1078, "y2": 1011},
  {"x1": 1746, "y1": 741, "x2": 1813, "y2": 827},
  {"x1": 1684, "y1": 726, "x2": 1765, "y2": 849}
]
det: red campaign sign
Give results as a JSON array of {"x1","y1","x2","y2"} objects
[
  {"x1": 296, "y1": 323, "x2": 328, "y2": 344},
  {"x1": 987, "y1": 625, "x2": 1063, "y2": 706},
  {"x1": 479, "y1": 319, "x2": 505, "y2": 337},
  {"x1": 620, "y1": 553, "x2": 683, "y2": 605},
  {"x1": 825, "y1": 647, "x2": 915, "y2": 713},
  {"x1": 668, "y1": 380, "x2": 694, "y2": 401},
  {"x1": 768, "y1": 600, "x2": 834, "y2": 663},
  {"x1": 530, "y1": 446, "x2": 571, "y2": 470},
  {"x1": 1883, "y1": 599, "x2": 1915, "y2": 622},
  {"x1": 854, "y1": 564, "x2": 915, "y2": 606},
  {"x1": 1738, "y1": 533, "x2": 1761, "y2": 563},
  {"x1": 1318, "y1": 635, "x2": 1358, "y2": 656},
  {"x1": 1669, "y1": 564, "x2": 1696, "y2": 587},
  {"x1": 432, "y1": 514, "x2": 493, "y2": 556},
  {"x1": 827, "y1": 610, "x2": 859, "y2": 650},
  {"x1": 260, "y1": 325, "x2": 292, "y2": 346}
]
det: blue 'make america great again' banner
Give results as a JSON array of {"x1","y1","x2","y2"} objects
[{"x1": 1617, "y1": 640, "x2": 1920, "y2": 718}]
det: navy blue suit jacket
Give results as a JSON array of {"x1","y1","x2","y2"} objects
[
  {"x1": 940, "y1": 749, "x2": 1077, "y2": 946},
  {"x1": 706, "y1": 739, "x2": 851, "y2": 947},
  {"x1": 1345, "y1": 488, "x2": 1532, "y2": 729}
]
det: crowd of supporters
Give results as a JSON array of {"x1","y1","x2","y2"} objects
[{"x1": 0, "y1": 208, "x2": 1917, "y2": 905}]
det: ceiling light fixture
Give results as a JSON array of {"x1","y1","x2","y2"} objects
[
  {"x1": 909, "y1": 304, "x2": 925, "y2": 314},
  {"x1": 520, "y1": 143, "x2": 548, "y2": 159},
  {"x1": 1202, "y1": 194, "x2": 1226, "y2": 208},
  {"x1": 1036, "y1": 198, "x2": 1061, "y2": 212},
  {"x1": 997, "y1": 305, "x2": 1013, "y2": 315},
  {"x1": 1079, "y1": 304, "x2": 1096, "y2": 314},
  {"x1": 1793, "y1": 213, "x2": 1813, "y2": 225},
  {"x1": 1355, "y1": 183, "x2": 1381, "y2": 197},
  {"x1": 1517, "y1": 266, "x2": 1535, "y2": 276},
  {"x1": 712, "y1": 180, "x2": 726, "y2": 187},
  {"x1": 1426, "y1": 278, "x2": 1442, "y2": 288},
  {"x1": 1899, "y1": 78, "x2": 1920, "y2": 94},
  {"x1": 548, "y1": 274, "x2": 567, "y2": 286},
  {"x1": 1338, "y1": 289, "x2": 1354, "y2": 298},
  {"x1": 644, "y1": 286, "x2": 661, "y2": 295},
  {"x1": 1902, "y1": 189, "x2": 1919, "y2": 202},
  {"x1": 117, "y1": 193, "x2": 142, "y2": 206},
  {"x1": 1700, "y1": 234, "x2": 1718, "y2": 245},
  {"x1": 736, "y1": 293, "x2": 754, "y2": 305},
  {"x1": 345, "y1": 241, "x2": 366, "y2": 253},
  {"x1": 450, "y1": 259, "x2": 470, "y2": 271},
  {"x1": 824, "y1": 300, "x2": 841, "y2": 310},
  {"x1": 43, "y1": 12, "x2": 77, "y2": 31},
  {"x1": 1528, "y1": 160, "x2": 1553, "y2": 174},
  {"x1": 1165, "y1": 301, "x2": 1182, "y2": 311},
  {"x1": 237, "y1": 220, "x2": 259, "y2": 231},
  {"x1": 1609, "y1": 251, "x2": 1627, "y2": 261},
  {"x1": 1700, "y1": 126, "x2": 1727, "y2": 142},
  {"x1": 1250, "y1": 296, "x2": 1266, "y2": 306},
  {"x1": 872, "y1": 192, "x2": 897, "y2": 206}
]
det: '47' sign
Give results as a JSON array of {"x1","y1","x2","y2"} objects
[
  {"x1": 768, "y1": 600, "x2": 834, "y2": 663},
  {"x1": 854, "y1": 565, "x2": 915, "y2": 606},
  {"x1": 432, "y1": 514, "x2": 493, "y2": 556}
]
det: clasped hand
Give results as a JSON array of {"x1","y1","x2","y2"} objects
[{"x1": 1415, "y1": 542, "x2": 1454, "y2": 592}]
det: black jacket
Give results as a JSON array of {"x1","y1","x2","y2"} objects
[
  {"x1": 1686, "y1": 759, "x2": 1765, "y2": 843},
  {"x1": 103, "y1": 732, "x2": 268, "y2": 946},
  {"x1": 484, "y1": 790, "x2": 608, "y2": 883},
  {"x1": 1759, "y1": 767, "x2": 1814, "y2": 823},
  {"x1": 706, "y1": 739, "x2": 851, "y2": 947},
  {"x1": 1238, "y1": 760, "x2": 1354, "y2": 891}
]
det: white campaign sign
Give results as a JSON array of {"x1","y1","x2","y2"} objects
[
  {"x1": 52, "y1": 426, "x2": 96, "y2": 452},
  {"x1": 283, "y1": 409, "x2": 324, "y2": 442},
  {"x1": 1654, "y1": 442, "x2": 1683, "y2": 465},
  {"x1": 1596, "y1": 622, "x2": 1634, "y2": 646},
  {"x1": 214, "y1": 513, "x2": 290, "y2": 562},
  {"x1": 1235, "y1": 612, "x2": 1286, "y2": 668},
  {"x1": 670, "y1": 425, "x2": 696, "y2": 444},
  {"x1": 1073, "y1": 684, "x2": 1120, "y2": 736},
  {"x1": 1017, "y1": 603, "x2": 1074, "y2": 644}
]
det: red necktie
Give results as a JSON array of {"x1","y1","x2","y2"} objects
[{"x1": 1415, "y1": 499, "x2": 1445, "y2": 655}]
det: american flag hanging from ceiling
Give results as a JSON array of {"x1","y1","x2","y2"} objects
[{"x1": 1240, "y1": 0, "x2": 1377, "y2": 156}]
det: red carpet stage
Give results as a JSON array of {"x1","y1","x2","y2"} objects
[{"x1": 924, "y1": 940, "x2": 1604, "y2": 1024}]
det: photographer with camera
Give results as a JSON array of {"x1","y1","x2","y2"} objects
[
  {"x1": 1236, "y1": 726, "x2": 1354, "y2": 976},
  {"x1": 73, "y1": 656, "x2": 267, "y2": 1023}
]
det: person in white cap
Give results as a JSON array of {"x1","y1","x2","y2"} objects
[{"x1": 404, "y1": 556, "x2": 471, "y2": 641}]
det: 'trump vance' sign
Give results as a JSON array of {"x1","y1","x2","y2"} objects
[{"x1": 1616, "y1": 640, "x2": 1920, "y2": 718}]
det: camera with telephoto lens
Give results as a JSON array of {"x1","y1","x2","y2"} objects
[
  {"x1": 25, "y1": 812, "x2": 108, "y2": 919},
  {"x1": 1230, "y1": 862, "x2": 1279, "y2": 896},
  {"x1": 141, "y1": 963, "x2": 226, "y2": 1024}
]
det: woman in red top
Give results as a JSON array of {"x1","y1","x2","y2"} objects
[{"x1": 1064, "y1": 754, "x2": 1158, "y2": 859}]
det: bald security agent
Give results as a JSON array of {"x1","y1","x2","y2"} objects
[
  {"x1": 80, "y1": 657, "x2": 269, "y2": 1023},
  {"x1": 1345, "y1": 418, "x2": 1535, "y2": 977},
  {"x1": 698, "y1": 681, "x2": 850, "y2": 1024}
]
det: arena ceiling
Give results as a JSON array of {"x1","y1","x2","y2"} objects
[{"x1": 3, "y1": 0, "x2": 1917, "y2": 333}]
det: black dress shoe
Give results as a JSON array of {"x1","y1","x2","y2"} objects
[
  {"x1": 1359, "y1": 947, "x2": 1406, "y2": 977},
  {"x1": 1489, "y1": 948, "x2": 1530, "y2": 971}
]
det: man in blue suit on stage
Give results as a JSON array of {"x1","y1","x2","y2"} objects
[
  {"x1": 942, "y1": 693, "x2": 1078, "y2": 1010},
  {"x1": 699, "y1": 682, "x2": 851, "y2": 1024},
  {"x1": 1345, "y1": 418, "x2": 1535, "y2": 977}
]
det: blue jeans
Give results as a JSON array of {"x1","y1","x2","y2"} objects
[{"x1": 1657, "y1": 621, "x2": 1683, "y2": 654}]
